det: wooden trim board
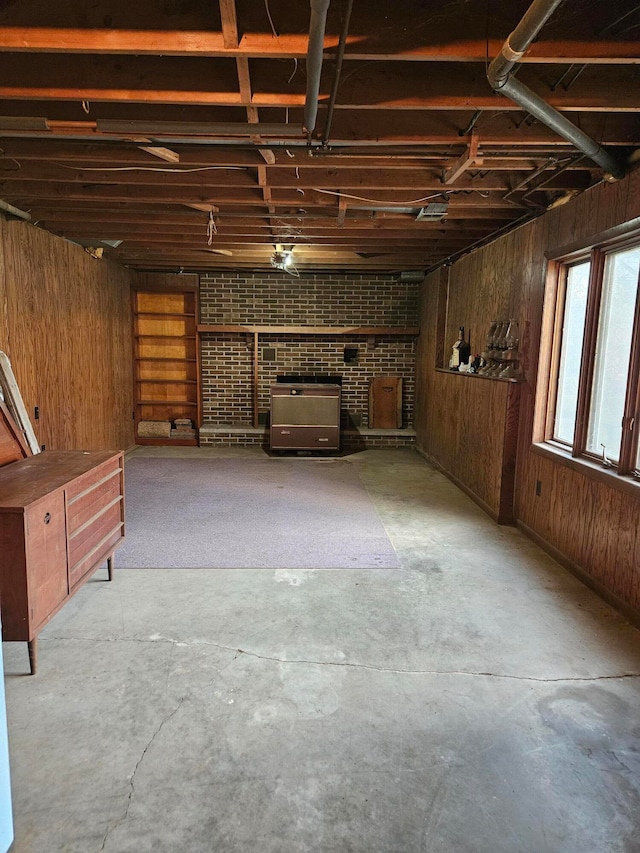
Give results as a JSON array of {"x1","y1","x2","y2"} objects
[{"x1": 0, "y1": 351, "x2": 40, "y2": 454}]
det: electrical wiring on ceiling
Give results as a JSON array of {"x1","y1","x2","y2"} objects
[
  {"x1": 49, "y1": 162, "x2": 248, "y2": 173},
  {"x1": 311, "y1": 188, "x2": 449, "y2": 206}
]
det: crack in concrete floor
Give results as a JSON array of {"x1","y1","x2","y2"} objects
[
  {"x1": 99, "y1": 696, "x2": 186, "y2": 852},
  {"x1": 43, "y1": 634, "x2": 640, "y2": 683}
]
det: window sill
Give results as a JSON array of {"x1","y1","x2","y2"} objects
[{"x1": 531, "y1": 442, "x2": 640, "y2": 499}]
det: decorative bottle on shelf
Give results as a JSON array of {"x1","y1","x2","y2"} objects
[
  {"x1": 496, "y1": 320, "x2": 508, "y2": 351},
  {"x1": 499, "y1": 319, "x2": 521, "y2": 378},
  {"x1": 449, "y1": 325, "x2": 471, "y2": 370},
  {"x1": 485, "y1": 320, "x2": 498, "y2": 351},
  {"x1": 505, "y1": 319, "x2": 519, "y2": 350}
]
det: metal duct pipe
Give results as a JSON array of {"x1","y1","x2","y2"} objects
[
  {"x1": 487, "y1": 0, "x2": 625, "y2": 180},
  {"x1": 0, "y1": 198, "x2": 30, "y2": 221},
  {"x1": 322, "y1": 0, "x2": 354, "y2": 145},
  {"x1": 304, "y1": 0, "x2": 331, "y2": 136}
]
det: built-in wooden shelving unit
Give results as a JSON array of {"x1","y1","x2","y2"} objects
[{"x1": 133, "y1": 285, "x2": 200, "y2": 445}]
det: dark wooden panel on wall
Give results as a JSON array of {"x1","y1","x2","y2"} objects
[
  {"x1": 0, "y1": 218, "x2": 134, "y2": 451},
  {"x1": 415, "y1": 166, "x2": 640, "y2": 617}
]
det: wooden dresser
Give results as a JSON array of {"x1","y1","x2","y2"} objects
[{"x1": 0, "y1": 449, "x2": 125, "y2": 674}]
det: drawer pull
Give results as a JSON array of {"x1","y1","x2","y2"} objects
[
  {"x1": 280, "y1": 430, "x2": 291, "y2": 435},
  {"x1": 44, "y1": 512, "x2": 51, "y2": 524},
  {"x1": 317, "y1": 438, "x2": 329, "y2": 442}
]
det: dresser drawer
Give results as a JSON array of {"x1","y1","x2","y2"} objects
[
  {"x1": 66, "y1": 471, "x2": 122, "y2": 535},
  {"x1": 65, "y1": 456, "x2": 122, "y2": 503},
  {"x1": 67, "y1": 500, "x2": 123, "y2": 577},
  {"x1": 68, "y1": 524, "x2": 123, "y2": 590}
]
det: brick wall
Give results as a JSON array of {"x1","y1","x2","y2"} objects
[{"x1": 199, "y1": 272, "x2": 419, "y2": 427}]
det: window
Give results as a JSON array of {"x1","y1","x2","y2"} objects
[
  {"x1": 553, "y1": 261, "x2": 589, "y2": 446},
  {"x1": 543, "y1": 235, "x2": 640, "y2": 480}
]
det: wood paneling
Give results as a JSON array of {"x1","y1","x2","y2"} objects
[
  {"x1": 0, "y1": 218, "x2": 133, "y2": 451},
  {"x1": 415, "y1": 285, "x2": 519, "y2": 522},
  {"x1": 415, "y1": 165, "x2": 640, "y2": 616}
]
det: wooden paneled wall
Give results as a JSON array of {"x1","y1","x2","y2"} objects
[
  {"x1": 0, "y1": 218, "x2": 134, "y2": 451},
  {"x1": 415, "y1": 166, "x2": 640, "y2": 617},
  {"x1": 415, "y1": 269, "x2": 520, "y2": 522}
]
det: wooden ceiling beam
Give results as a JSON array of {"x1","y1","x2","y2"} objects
[
  {"x1": 0, "y1": 140, "x2": 599, "y2": 172},
  {"x1": 27, "y1": 208, "x2": 517, "y2": 226},
  {"x1": 47, "y1": 224, "x2": 497, "y2": 242},
  {"x1": 105, "y1": 232, "x2": 476, "y2": 252},
  {"x1": 0, "y1": 86, "x2": 635, "y2": 113},
  {"x1": 0, "y1": 54, "x2": 637, "y2": 112},
  {"x1": 0, "y1": 28, "x2": 636, "y2": 64},
  {"x1": 110, "y1": 248, "x2": 461, "y2": 259},
  {"x1": 0, "y1": 183, "x2": 262, "y2": 204},
  {"x1": 222, "y1": 0, "x2": 278, "y2": 172},
  {"x1": 0, "y1": 183, "x2": 575, "y2": 209},
  {"x1": 443, "y1": 131, "x2": 481, "y2": 185},
  {"x1": 0, "y1": 164, "x2": 592, "y2": 192},
  {"x1": 219, "y1": 0, "x2": 239, "y2": 50},
  {"x1": 0, "y1": 109, "x2": 635, "y2": 146}
]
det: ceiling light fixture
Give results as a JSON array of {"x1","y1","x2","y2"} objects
[
  {"x1": 271, "y1": 249, "x2": 293, "y2": 270},
  {"x1": 271, "y1": 247, "x2": 299, "y2": 276}
]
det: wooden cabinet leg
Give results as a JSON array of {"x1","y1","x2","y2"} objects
[
  {"x1": 107, "y1": 554, "x2": 114, "y2": 582},
  {"x1": 28, "y1": 638, "x2": 37, "y2": 675}
]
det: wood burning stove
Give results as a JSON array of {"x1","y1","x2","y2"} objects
[{"x1": 270, "y1": 382, "x2": 341, "y2": 451}]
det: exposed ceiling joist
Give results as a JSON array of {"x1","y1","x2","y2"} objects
[{"x1": 0, "y1": 0, "x2": 636, "y2": 272}]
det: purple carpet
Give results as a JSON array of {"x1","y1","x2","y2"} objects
[{"x1": 116, "y1": 457, "x2": 400, "y2": 569}]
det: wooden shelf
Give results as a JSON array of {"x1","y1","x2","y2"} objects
[
  {"x1": 135, "y1": 334, "x2": 196, "y2": 340},
  {"x1": 136, "y1": 379, "x2": 197, "y2": 385},
  {"x1": 435, "y1": 368, "x2": 524, "y2": 383},
  {"x1": 197, "y1": 324, "x2": 419, "y2": 336},
  {"x1": 135, "y1": 357, "x2": 197, "y2": 363},
  {"x1": 136, "y1": 437, "x2": 198, "y2": 447},
  {"x1": 136, "y1": 312, "x2": 196, "y2": 319},
  {"x1": 136, "y1": 400, "x2": 198, "y2": 407}
]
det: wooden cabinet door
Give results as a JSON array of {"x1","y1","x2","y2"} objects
[
  {"x1": 25, "y1": 492, "x2": 68, "y2": 630},
  {"x1": 369, "y1": 377, "x2": 403, "y2": 428}
]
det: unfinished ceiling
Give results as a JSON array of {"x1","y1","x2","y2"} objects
[{"x1": 0, "y1": 0, "x2": 638, "y2": 273}]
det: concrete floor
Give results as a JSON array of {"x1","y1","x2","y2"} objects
[{"x1": 3, "y1": 447, "x2": 640, "y2": 853}]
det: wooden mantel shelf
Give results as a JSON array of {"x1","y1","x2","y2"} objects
[{"x1": 197, "y1": 324, "x2": 419, "y2": 336}]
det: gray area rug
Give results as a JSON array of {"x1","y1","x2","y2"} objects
[{"x1": 116, "y1": 457, "x2": 400, "y2": 569}]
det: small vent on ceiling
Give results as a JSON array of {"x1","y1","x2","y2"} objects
[{"x1": 416, "y1": 203, "x2": 449, "y2": 220}]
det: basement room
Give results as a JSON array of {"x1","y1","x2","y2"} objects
[{"x1": 0, "y1": 1, "x2": 639, "y2": 851}]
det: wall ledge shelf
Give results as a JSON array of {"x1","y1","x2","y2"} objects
[
  {"x1": 135, "y1": 334, "x2": 196, "y2": 340},
  {"x1": 135, "y1": 437, "x2": 198, "y2": 447},
  {"x1": 136, "y1": 379, "x2": 197, "y2": 385},
  {"x1": 197, "y1": 324, "x2": 419, "y2": 336},
  {"x1": 435, "y1": 367, "x2": 524, "y2": 383},
  {"x1": 136, "y1": 357, "x2": 197, "y2": 363},
  {"x1": 136, "y1": 312, "x2": 196, "y2": 319},
  {"x1": 136, "y1": 400, "x2": 198, "y2": 407},
  {"x1": 198, "y1": 423, "x2": 416, "y2": 449}
]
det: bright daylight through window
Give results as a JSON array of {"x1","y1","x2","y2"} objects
[{"x1": 545, "y1": 237, "x2": 640, "y2": 480}]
